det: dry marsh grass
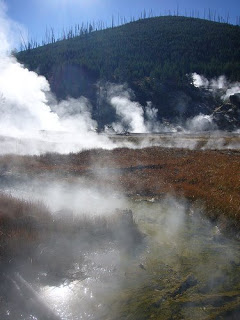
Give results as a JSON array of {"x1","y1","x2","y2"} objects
[
  {"x1": 0, "y1": 193, "x2": 52, "y2": 259},
  {"x1": 0, "y1": 147, "x2": 239, "y2": 230},
  {"x1": 0, "y1": 191, "x2": 142, "y2": 271}
]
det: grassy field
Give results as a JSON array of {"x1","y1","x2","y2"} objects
[{"x1": 0, "y1": 147, "x2": 239, "y2": 231}]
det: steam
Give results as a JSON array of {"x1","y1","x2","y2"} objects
[
  {"x1": 192, "y1": 72, "x2": 240, "y2": 99},
  {"x1": 0, "y1": 1, "x2": 26, "y2": 54},
  {"x1": 106, "y1": 84, "x2": 147, "y2": 133},
  {"x1": 106, "y1": 83, "x2": 219, "y2": 134},
  {"x1": 0, "y1": 2, "x2": 116, "y2": 154},
  {"x1": 186, "y1": 114, "x2": 217, "y2": 132},
  {"x1": 0, "y1": 1, "x2": 60, "y2": 134},
  {"x1": 0, "y1": 3, "x2": 239, "y2": 318},
  {"x1": 145, "y1": 101, "x2": 162, "y2": 132},
  {"x1": 38, "y1": 196, "x2": 239, "y2": 319},
  {"x1": 0, "y1": 1, "x2": 239, "y2": 157},
  {"x1": 0, "y1": 56, "x2": 60, "y2": 134},
  {"x1": 7, "y1": 177, "x2": 127, "y2": 216},
  {"x1": 105, "y1": 83, "x2": 163, "y2": 134},
  {"x1": 110, "y1": 96, "x2": 147, "y2": 133}
]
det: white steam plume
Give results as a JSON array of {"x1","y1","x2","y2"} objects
[
  {"x1": 0, "y1": 1, "x2": 27, "y2": 54},
  {"x1": 0, "y1": 56, "x2": 61, "y2": 134},
  {"x1": 0, "y1": 1, "x2": 238, "y2": 156},
  {"x1": 105, "y1": 84, "x2": 162, "y2": 134},
  {"x1": 106, "y1": 83, "x2": 220, "y2": 134},
  {"x1": 186, "y1": 114, "x2": 217, "y2": 132},
  {"x1": 145, "y1": 101, "x2": 160, "y2": 132},
  {"x1": 110, "y1": 96, "x2": 147, "y2": 133},
  {"x1": 0, "y1": 2, "x2": 115, "y2": 154},
  {"x1": 107, "y1": 84, "x2": 147, "y2": 133},
  {"x1": 0, "y1": 0, "x2": 60, "y2": 135},
  {"x1": 192, "y1": 72, "x2": 240, "y2": 99}
]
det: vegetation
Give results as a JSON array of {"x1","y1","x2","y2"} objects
[
  {"x1": 0, "y1": 193, "x2": 141, "y2": 267},
  {"x1": 21, "y1": 9, "x2": 240, "y2": 50},
  {"x1": 0, "y1": 192, "x2": 142, "y2": 319},
  {"x1": 17, "y1": 16, "x2": 240, "y2": 85},
  {"x1": 0, "y1": 147, "x2": 239, "y2": 232},
  {"x1": 16, "y1": 16, "x2": 240, "y2": 127},
  {"x1": 0, "y1": 146, "x2": 240, "y2": 318}
]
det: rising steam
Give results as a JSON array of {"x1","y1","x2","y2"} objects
[
  {"x1": 192, "y1": 72, "x2": 240, "y2": 99},
  {"x1": 0, "y1": 2, "x2": 115, "y2": 154},
  {"x1": 0, "y1": 1, "x2": 60, "y2": 134},
  {"x1": 0, "y1": 1, "x2": 239, "y2": 156},
  {"x1": 0, "y1": 3, "x2": 240, "y2": 319},
  {"x1": 104, "y1": 83, "x2": 162, "y2": 134}
]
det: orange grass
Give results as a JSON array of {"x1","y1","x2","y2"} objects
[
  {"x1": 0, "y1": 194, "x2": 52, "y2": 259},
  {"x1": 0, "y1": 192, "x2": 141, "y2": 262},
  {"x1": 0, "y1": 147, "x2": 239, "y2": 230}
]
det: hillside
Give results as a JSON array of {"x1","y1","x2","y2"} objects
[{"x1": 17, "y1": 16, "x2": 240, "y2": 129}]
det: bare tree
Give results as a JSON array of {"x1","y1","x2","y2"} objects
[
  {"x1": 19, "y1": 29, "x2": 28, "y2": 51},
  {"x1": 177, "y1": 4, "x2": 179, "y2": 16},
  {"x1": 111, "y1": 15, "x2": 114, "y2": 28},
  {"x1": 226, "y1": 12, "x2": 230, "y2": 24}
]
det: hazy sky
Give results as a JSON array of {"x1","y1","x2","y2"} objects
[{"x1": 4, "y1": 0, "x2": 240, "y2": 43}]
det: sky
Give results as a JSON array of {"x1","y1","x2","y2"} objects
[{"x1": 3, "y1": 0, "x2": 240, "y2": 46}]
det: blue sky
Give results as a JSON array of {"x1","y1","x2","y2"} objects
[{"x1": 4, "y1": 0, "x2": 240, "y2": 43}]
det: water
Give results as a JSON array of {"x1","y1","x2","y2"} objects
[
  {"x1": 24, "y1": 199, "x2": 240, "y2": 320},
  {"x1": 109, "y1": 131, "x2": 240, "y2": 150},
  {"x1": 0, "y1": 131, "x2": 239, "y2": 155},
  {"x1": 1, "y1": 169, "x2": 240, "y2": 319}
]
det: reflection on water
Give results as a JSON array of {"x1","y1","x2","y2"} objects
[
  {"x1": 31, "y1": 199, "x2": 240, "y2": 320},
  {"x1": 41, "y1": 281, "x2": 94, "y2": 319},
  {"x1": 0, "y1": 191, "x2": 240, "y2": 319},
  {"x1": 40, "y1": 247, "x2": 135, "y2": 320}
]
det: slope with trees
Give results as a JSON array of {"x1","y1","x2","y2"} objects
[{"x1": 17, "y1": 16, "x2": 240, "y2": 129}]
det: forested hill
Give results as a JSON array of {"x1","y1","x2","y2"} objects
[{"x1": 17, "y1": 16, "x2": 240, "y2": 128}]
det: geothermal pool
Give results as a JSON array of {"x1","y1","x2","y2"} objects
[
  {"x1": 109, "y1": 131, "x2": 240, "y2": 150},
  {"x1": 0, "y1": 132, "x2": 239, "y2": 319},
  {"x1": 0, "y1": 131, "x2": 239, "y2": 155},
  {"x1": 40, "y1": 200, "x2": 240, "y2": 320},
  {"x1": 1, "y1": 197, "x2": 240, "y2": 320}
]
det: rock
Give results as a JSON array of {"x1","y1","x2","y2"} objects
[
  {"x1": 230, "y1": 93, "x2": 240, "y2": 108},
  {"x1": 171, "y1": 274, "x2": 198, "y2": 297},
  {"x1": 213, "y1": 103, "x2": 240, "y2": 130},
  {"x1": 152, "y1": 274, "x2": 198, "y2": 309},
  {"x1": 139, "y1": 263, "x2": 146, "y2": 270}
]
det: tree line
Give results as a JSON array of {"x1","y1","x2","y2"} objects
[
  {"x1": 16, "y1": 16, "x2": 240, "y2": 127},
  {"x1": 19, "y1": 9, "x2": 240, "y2": 52}
]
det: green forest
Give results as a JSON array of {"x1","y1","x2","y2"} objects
[{"x1": 17, "y1": 16, "x2": 240, "y2": 128}]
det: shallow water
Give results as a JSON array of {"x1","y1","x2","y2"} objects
[
  {"x1": 0, "y1": 131, "x2": 239, "y2": 155},
  {"x1": 1, "y1": 171, "x2": 240, "y2": 320},
  {"x1": 20, "y1": 198, "x2": 240, "y2": 320},
  {"x1": 109, "y1": 131, "x2": 240, "y2": 150}
]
